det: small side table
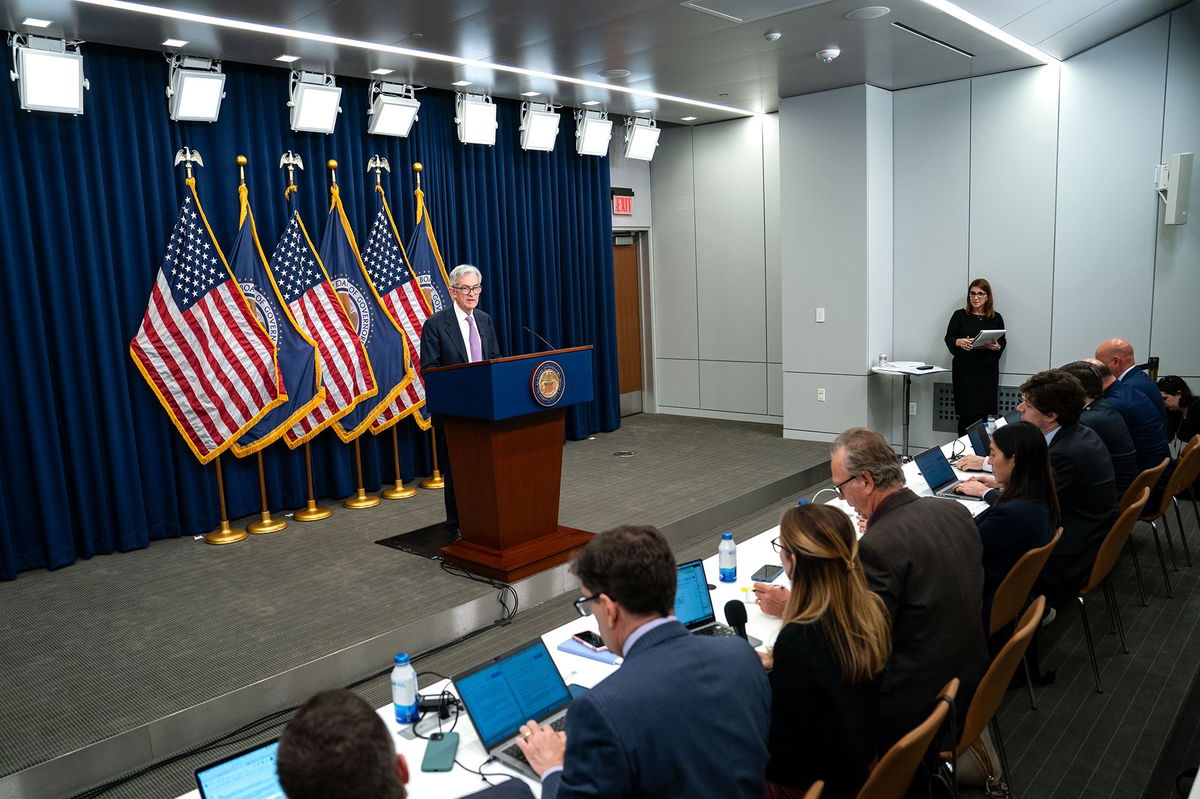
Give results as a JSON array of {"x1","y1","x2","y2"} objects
[{"x1": 871, "y1": 363, "x2": 948, "y2": 458}]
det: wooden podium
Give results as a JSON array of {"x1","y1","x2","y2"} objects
[{"x1": 422, "y1": 347, "x2": 595, "y2": 582}]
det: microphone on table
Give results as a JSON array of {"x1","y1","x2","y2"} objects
[
  {"x1": 523, "y1": 325, "x2": 559, "y2": 352},
  {"x1": 724, "y1": 600, "x2": 749, "y2": 640}
]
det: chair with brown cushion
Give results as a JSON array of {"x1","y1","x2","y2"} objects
[
  {"x1": 943, "y1": 596, "x2": 1044, "y2": 799},
  {"x1": 988, "y1": 529, "x2": 1061, "y2": 709},
  {"x1": 803, "y1": 781, "x2": 824, "y2": 799},
  {"x1": 1120, "y1": 458, "x2": 1171, "y2": 601},
  {"x1": 857, "y1": 679, "x2": 959, "y2": 799},
  {"x1": 1167, "y1": 436, "x2": 1200, "y2": 566},
  {"x1": 1077, "y1": 487, "x2": 1150, "y2": 693}
]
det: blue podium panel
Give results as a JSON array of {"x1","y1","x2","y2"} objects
[{"x1": 424, "y1": 347, "x2": 593, "y2": 421}]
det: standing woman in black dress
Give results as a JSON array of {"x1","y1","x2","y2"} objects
[{"x1": 945, "y1": 278, "x2": 1006, "y2": 435}]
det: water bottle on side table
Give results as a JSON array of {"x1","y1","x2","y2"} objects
[
  {"x1": 392, "y1": 653, "x2": 418, "y2": 724},
  {"x1": 718, "y1": 532, "x2": 737, "y2": 582}
]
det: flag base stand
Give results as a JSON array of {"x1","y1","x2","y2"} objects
[
  {"x1": 382, "y1": 482, "x2": 418, "y2": 499},
  {"x1": 248, "y1": 512, "x2": 287, "y2": 534},
  {"x1": 205, "y1": 521, "x2": 248, "y2": 545},
  {"x1": 294, "y1": 501, "x2": 333, "y2": 522},
  {"x1": 344, "y1": 489, "x2": 381, "y2": 509},
  {"x1": 419, "y1": 471, "x2": 445, "y2": 490}
]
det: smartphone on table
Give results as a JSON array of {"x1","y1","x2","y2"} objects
[
  {"x1": 572, "y1": 630, "x2": 606, "y2": 651},
  {"x1": 752, "y1": 564, "x2": 784, "y2": 582},
  {"x1": 421, "y1": 732, "x2": 459, "y2": 772}
]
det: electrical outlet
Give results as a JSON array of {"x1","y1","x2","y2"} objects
[
  {"x1": 817, "y1": 388, "x2": 826, "y2": 402},
  {"x1": 815, "y1": 307, "x2": 825, "y2": 323},
  {"x1": 909, "y1": 402, "x2": 918, "y2": 416}
]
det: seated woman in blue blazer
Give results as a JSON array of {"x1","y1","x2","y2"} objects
[
  {"x1": 954, "y1": 421, "x2": 1060, "y2": 624},
  {"x1": 760, "y1": 504, "x2": 891, "y2": 799}
]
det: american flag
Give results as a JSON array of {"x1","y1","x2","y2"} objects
[
  {"x1": 362, "y1": 188, "x2": 431, "y2": 432},
  {"x1": 271, "y1": 209, "x2": 377, "y2": 448},
  {"x1": 130, "y1": 185, "x2": 283, "y2": 463}
]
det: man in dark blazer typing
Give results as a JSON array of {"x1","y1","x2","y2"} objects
[
  {"x1": 517, "y1": 525, "x2": 771, "y2": 798},
  {"x1": 419, "y1": 264, "x2": 501, "y2": 533}
]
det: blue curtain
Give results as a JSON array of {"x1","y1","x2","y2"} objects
[{"x1": 0, "y1": 44, "x2": 619, "y2": 580}]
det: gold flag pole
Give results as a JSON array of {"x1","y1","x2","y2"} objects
[
  {"x1": 205, "y1": 456, "x2": 248, "y2": 544},
  {"x1": 247, "y1": 451, "x2": 287, "y2": 533},
  {"x1": 382, "y1": 425, "x2": 418, "y2": 499},
  {"x1": 344, "y1": 437, "x2": 381, "y2": 508},
  {"x1": 409, "y1": 162, "x2": 445, "y2": 491},
  {"x1": 293, "y1": 441, "x2": 332, "y2": 521}
]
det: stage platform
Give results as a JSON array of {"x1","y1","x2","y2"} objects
[{"x1": 0, "y1": 414, "x2": 832, "y2": 799}]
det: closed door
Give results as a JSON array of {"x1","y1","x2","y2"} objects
[{"x1": 613, "y1": 236, "x2": 643, "y2": 415}]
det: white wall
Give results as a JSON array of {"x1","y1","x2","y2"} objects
[
  {"x1": 649, "y1": 115, "x2": 781, "y2": 421},
  {"x1": 609, "y1": 136, "x2": 652, "y2": 230}
]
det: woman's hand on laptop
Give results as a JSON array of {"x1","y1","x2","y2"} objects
[
  {"x1": 954, "y1": 477, "x2": 995, "y2": 497},
  {"x1": 752, "y1": 583, "x2": 789, "y2": 618},
  {"x1": 956, "y1": 454, "x2": 986, "y2": 471},
  {"x1": 516, "y1": 720, "x2": 566, "y2": 776}
]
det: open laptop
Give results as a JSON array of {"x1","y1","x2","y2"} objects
[
  {"x1": 195, "y1": 739, "x2": 284, "y2": 799},
  {"x1": 675, "y1": 559, "x2": 739, "y2": 637},
  {"x1": 1004, "y1": 408, "x2": 1023, "y2": 425},
  {"x1": 964, "y1": 419, "x2": 991, "y2": 456},
  {"x1": 454, "y1": 638, "x2": 573, "y2": 779},
  {"x1": 914, "y1": 446, "x2": 982, "y2": 502}
]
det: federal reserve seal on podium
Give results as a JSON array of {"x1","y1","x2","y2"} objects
[{"x1": 531, "y1": 360, "x2": 566, "y2": 407}]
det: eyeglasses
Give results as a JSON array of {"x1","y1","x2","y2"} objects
[
  {"x1": 572, "y1": 593, "x2": 601, "y2": 617},
  {"x1": 833, "y1": 474, "x2": 861, "y2": 496},
  {"x1": 770, "y1": 537, "x2": 783, "y2": 553},
  {"x1": 452, "y1": 284, "x2": 482, "y2": 295},
  {"x1": 968, "y1": 291, "x2": 988, "y2": 297}
]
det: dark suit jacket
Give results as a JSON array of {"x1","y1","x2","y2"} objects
[
  {"x1": 859, "y1": 489, "x2": 989, "y2": 750},
  {"x1": 973, "y1": 499, "x2": 1054, "y2": 625},
  {"x1": 1121, "y1": 365, "x2": 1168, "y2": 426},
  {"x1": 1039, "y1": 423, "x2": 1117, "y2": 594},
  {"x1": 420, "y1": 307, "x2": 501, "y2": 370},
  {"x1": 542, "y1": 621, "x2": 771, "y2": 799},
  {"x1": 1079, "y1": 399, "x2": 1138, "y2": 496},
  {"x1": 1104, "y1": 380, "x2": 1170, "y2": 474}
]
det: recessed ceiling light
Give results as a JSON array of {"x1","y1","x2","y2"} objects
[
  {"x1": 161, "y1": 38, "x2": 188, "y2": 48},
  {"x1": 845, "y1": 6, "x2": 891, "y2": 20},
  {"x1": 681, "y1": 116, "x2": 697, "y2": 121},
  {"x1": 634, "y1": 108, "x2": 651, "y2": 114},
  {"x1": 597, "y1": 68, "x2": 631, "y2": 79},
  {"x1": 371, "y1": 67, "x2": 394, "y2": 75},
  {"x1": 22, "y1": 17, "x2": 53, "y2": 28},
  {"x1": 275, "y1": 54, "x2": 300, "y2": 63},
  {"x1": 581, "y1": 100, "x2": 601, "y2": 107},
  {"x1": 521, "y1": 91, "x2": 541, "y2": 97},
  {"x1": 452, "y1": 79, "x2": 472, "y2": 87}
]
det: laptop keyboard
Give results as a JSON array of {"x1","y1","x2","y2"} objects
[
  {"x1": 501, "y1": 715, "x2": 567, "y2": 768},
  {"x1": 694, "y1": 623, "x2": 738, "y2": 637}
]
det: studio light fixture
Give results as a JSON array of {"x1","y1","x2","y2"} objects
[
  {"x1": 9, "y1": 35, "x2": 89, "y2": 114},
  {"x1": 368, "y1": 81, "x2": 419, "y2": 137},
  {"x1": 624, "y1": 116, "x2": 660, "y2": 161},
  {"x1": 574, "y1": 108, "x2": 612, "y2": 157},
  {"x1": 519, "y1": 101, "x2": 560, "y2": 152},
  {"x1": 289, "y1": 70, "x2": 342, "y2": 134},
  {"x1": 455, "y1": 92, "x2": 497, "y2": 145},
  {"x1": 166, "y1": 54, "x2": 226, "y2": 122}
]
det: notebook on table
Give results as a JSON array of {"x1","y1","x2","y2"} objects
[
  {"x1": 195, "y1": 739, "x2": 283, "y2": 799},
  {"x1": 453, "y1": 638, "x2": 573, "y2": 779},
  {"x1": 914, "y1": 447, "x2": 983, "y2": 502}
]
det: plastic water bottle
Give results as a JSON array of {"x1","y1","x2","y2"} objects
[
  {"x1": 985, "y1": 415, "x2": 998, "y2": 435},
  {"x1": 391, "y1": 653, "x2": 418, "y2": 724},
  {"x1": 718, "y1": 532, "x2": 737, "y2": 582}
]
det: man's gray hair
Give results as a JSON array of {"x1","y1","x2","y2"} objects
[
  {"x1": 448, "y1": 263, "x2": 481, "y2": 285},
  {"x1": 832, "y1": 427, "x2": 905, "y2": 489}
]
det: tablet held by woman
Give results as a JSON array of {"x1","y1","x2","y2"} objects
[{"x1": 945, "y1": 278, "x2": 1007, "y2": 436}]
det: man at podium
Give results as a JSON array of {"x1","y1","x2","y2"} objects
[{"x1": 420, "y1": 264, "x2": 502, "y2": 534}]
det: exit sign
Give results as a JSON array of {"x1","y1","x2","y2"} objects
[{"x1": 612, "y1": 195, "x2": 633, "y2": 215}]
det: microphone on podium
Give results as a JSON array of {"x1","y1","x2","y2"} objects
[
  {"x1": 724, "y1": 599, "x2": 749, "y2": 640},
  {"x1": 523, "y1": 325, "x2": 559, "y2": 352}
]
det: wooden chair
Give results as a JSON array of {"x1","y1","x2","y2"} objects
[
  {"x1": 1168, "y1": 436, "x2": 1200, "y2": 567},
  {"x1": 803, "y1": 781, "x2": 824, "y2": 799},
  {"x1": 857, "y1": 679, "x2": 959, "y2": 799},
  {"x1": 943, "y1": 596, "x2": 1045, "y2": 799},
  {"x1": 1119, "y1": 457, "x2": 1170, "y2": 603},
  {"x1": 988, "y1": 529, "x2": 1061, "y2": 709},
  {"x1": 1077, "y1": 488, "x2": 1149, "y2": 693},
  {"x1": 1138, "y1": 448, "x2": 1199, "y2": 596}
]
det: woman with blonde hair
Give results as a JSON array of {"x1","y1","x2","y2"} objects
[{"x1": 763, "y1": 503, "x2": 891, "y2": 799}]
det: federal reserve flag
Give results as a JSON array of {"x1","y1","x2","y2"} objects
[
  {"x1": 130, "y1": 179, "x2": 284, "y2": 463},
  {"x1": 271, "y1": 198, "x2": 376, "y2": 448},
  {"x1": 362, "y1": 186, "x2": 430, "y2": 432},
  {"x1": 405, "y1": 186, "x2": 453, "y2": 316},
  {"x1": 228, "y1": 185, "x2": 326, "y2": 457},
  {"x1": 323, "y1": 184, "x2": 412, "y2": 440}
]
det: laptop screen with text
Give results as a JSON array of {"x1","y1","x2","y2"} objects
[
  {"x1": 674, "y1": 560, "x2": 716, "y2": 628},
  {"x1": 195, "y1": 740, "x2": 283, "y2": 799}
]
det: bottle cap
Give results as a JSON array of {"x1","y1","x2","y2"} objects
[
  {"x1": 721, "y1": 532, "x2": 733, "y2": 540},
  {"x1": 394, "y1": 653, "x2": 410, "y2": 666},
  {"x1": 796, "y1": 499, "x2": 809, "y2": 505}
]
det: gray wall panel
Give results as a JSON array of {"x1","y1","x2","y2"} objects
[
  {"x1": 656, "y1": 358, "x2": 700, "y2": 408},
  {"x1": 609, "y1": 136, "x2": 652, "y2": 230},
  {"x1": 764, "y1": 114, "x2": 783, "y2": 366},
  {"x1": 1052, "y1": 17, "x2": 1169, "y2": 366},
  {"x1": 699, "y1": 361, "x2": 767, "y2": 414},
  {"x1": 970, "y1": 66, "x2": 1059, "y2": 375},
  {"x1": 784, "y1": 373, "x2": 871, "y2": 437},
  {"x1": 650, "y1": 126, "x2": 700, "y2": 360}
]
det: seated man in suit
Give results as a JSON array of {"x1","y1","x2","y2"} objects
[
  {"x1": 1095, "y1": 338, "x2": 1168, "y2": 425},
  {"x1": 1060, "y1": 360, "x2": 1138, "y2": 497},
  {"x1": 1090, "y1": 359, "x2": 1171, "y2": 506},
  {"x1": 1015, "y1": 370, "x2": 1118, "y2": 597},
  {"x1": 278, "y1": 689, "x2": 525, "y2": 799},
  {"x1": 517, "y1": 525, "x2": 771, "y2": 799},
  {"x1": 757, "y1": 428, "x2": 988, "y2": 751},
  {"x1": 419, "y1": 264, "x2": 502, "y2": 534}
]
